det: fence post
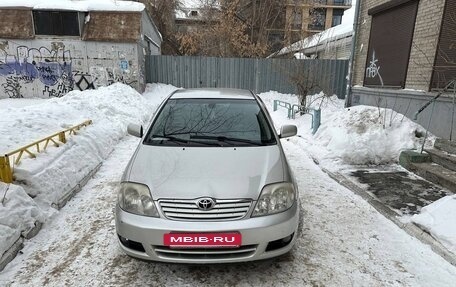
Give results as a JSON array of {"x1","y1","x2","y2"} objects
[
  {"x1": 312, "y1": 109, "x2": 321, "y2": 134},
  {"x1": 254, "y1": 58, "x2": 260, "y2": 93},
  {"x1": 0, "y1": 155, "x2": 13, "y2": 183},
  {"x1": 58, "y1": 131, "x2": 66, "y2": 143}
]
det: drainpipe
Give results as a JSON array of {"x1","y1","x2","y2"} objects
[{"x1": 344, "y1": 0, "x2": 362, "y2": 108}]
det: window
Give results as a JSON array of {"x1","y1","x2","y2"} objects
[
  {"x1": 33, "y1": 11, "x2": 80, "y2": 36},
  {"x1": 364, "y1": 1, "x2": 419, "y2": 88},
  {"x1": 292, "y1": 8, "x2": 302, "y2": 30},
  {"x1": 145, "y1": 99, "x2": 277, "y2": 147},
  {"x1": 332, "y1": 9, "x2": 344, "y2": 27},
  {"x1": 190, "y1": 10, "x2": 198, "y2": 17},
  {"x1": 268, "y1": 32, "x2": 285, "y2": 52},
  {"x1": 333, "y1": 0, "x2": 347, "y2": 5},
  {"x1": 308, "y1": 8, "x2": 326, "y2": 31}
]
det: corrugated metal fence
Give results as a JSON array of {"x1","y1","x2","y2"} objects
[{"x1": 146, "y1": 56, "x2": 349, "y2": 97}]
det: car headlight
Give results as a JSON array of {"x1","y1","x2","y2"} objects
[
  {"x1": 118, "y1": 182, "x2": 159, "y2": 217},
  {"x1": 252, "y1": 182, "x2": 296, "y2": 217}
]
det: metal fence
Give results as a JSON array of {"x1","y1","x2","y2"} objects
[{"x1": 146, "y1": 55, "x2": 349, "y2": 98}]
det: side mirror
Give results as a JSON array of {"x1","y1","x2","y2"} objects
[
  {"x1": 127, "y1": 123, "x2": 143, "y2": 138},
  {"x1": 279, "y1": 125, "x2": 297, "y2": 139}
]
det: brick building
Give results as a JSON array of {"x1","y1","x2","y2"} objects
[
  {"x1": 348, "y1": 0, "x2": 456, "y2": 139},
  {"x1": 0, "y1": 0, "x2": 162, "y2": 99}
]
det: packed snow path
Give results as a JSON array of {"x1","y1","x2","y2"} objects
[{"x1": 1, "y1": 137, "x2": 456, "y2": 286}]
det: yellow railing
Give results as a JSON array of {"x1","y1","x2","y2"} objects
[{"x1": 0, "y1": 120, "x2": 92, "y2": 184}]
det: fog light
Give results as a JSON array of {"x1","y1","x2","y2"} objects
[
  {"x1": 118, "y1": 235, "x2": 145, "y2": 252},
  {"x1": 265, "y1": 233, "x2": 294, "y2": 252}
]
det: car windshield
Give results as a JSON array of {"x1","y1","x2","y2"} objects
[{"x1": 144, "y1": 98, "x2": 277, "y2": 147}]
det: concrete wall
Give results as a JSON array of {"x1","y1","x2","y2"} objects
[
  {"x1": 0, "y1": 39, "x2": 140, "y2": 98},
  {"x1": 137, "y1": 11, "x2": 162, "y2": 90},
  {"x1": 352, "y1": 87, "x2": 456, "y2": 140}
]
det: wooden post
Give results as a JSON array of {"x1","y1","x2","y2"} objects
[{"x1": 0, "y1": 156, "x2": 13, "y2": 183}]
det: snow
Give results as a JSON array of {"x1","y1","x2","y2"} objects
[
  {"x1": 0, "y1": 98, "x2": 45, "y2": 110},
  {"x1": 0, "y1": 183, "x2": 44, "y2": 259},
  {"x1": 273, "y1": 0, "x2": 356, "y2": 57},
  {"x1": 258, "y1": 91, "x2": 432, "y2": 167},
  {"x1": 1, "y1": 84, "x2": 456, "y2": 284},
  {"x1": 0, "y1": 83, "x2": 175, "y2": 261},
  {"x1": 0, "y1": 0, "x2": 145, "y2": 12},
  {"x1": 412, "y1": 195, "x2": 456, "y2": 254}
]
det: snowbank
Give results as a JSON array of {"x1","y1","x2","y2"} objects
[
  {"x1": 412, "y1": 195, "x2": 456, "y2": 254},
  {"x1": 0, "y1": 183, "x2": 44, "y2": 258},
  {"x1": 0, "y1": 83, "x2": 174, "y2": 267},
  {"x1": 313, "y1": 105, "x2": 431, "y2": 165},
  {"x1": 0, "y1": 83, "x2": 153, "y2": 207},
  {"x1": 258, "y1": 91, "x2": 432, "y2": 166}
]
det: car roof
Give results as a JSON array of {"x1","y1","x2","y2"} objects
[{"x1": 170, "y1": 88, "x2": 255, "y2": 100}]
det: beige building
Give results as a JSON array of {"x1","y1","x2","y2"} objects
[{"x1": 284, "y1": 0, "x2": 352, "y2": 43}]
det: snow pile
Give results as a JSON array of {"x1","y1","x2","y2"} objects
[
  {"x1": 0, "y1": 99, "x2": 45, "y2": 110},
  {"x1": 0, "y1": 83, "x2": 173, "y2": 264},
  {"x1": 313, "y1": 105, "x2": 430, "y2": 165},
  {"x1": 258, "y1": 91, "x2": 432, "y2": 166},
  {"x1": 0, "y1": 83, "x2": 153, "y2": 207},
  {"x1": 0, "y1": 0, "x2": 145, "y2": 12},
  {"x1": 411, "y1": 195, "x2": 456, "y2": 254},
  {"x1": 0, "y1": 183, "x2": 44, "y2": 259}
]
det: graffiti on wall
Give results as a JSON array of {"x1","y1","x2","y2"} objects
[
  {"x1": 0, "y1": 41, "x2": 138, "y2": 98},
  {"x1": 365, "y1": 50, "x2": 384, "y2": 86},
  {"x1": 0, "y1": 43, "x2": 74, "y2": 98}
]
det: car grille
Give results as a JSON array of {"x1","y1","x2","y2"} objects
[
  {"x1": 153, "y1": 245, "x2": 257, "y2": 260},
  {"x1": 158, "y1": 198, "x2": 252, "y2": 221}
]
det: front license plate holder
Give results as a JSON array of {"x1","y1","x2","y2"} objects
[{"x1": 163, "y1": 232, "x2": 242, "y2": 248}]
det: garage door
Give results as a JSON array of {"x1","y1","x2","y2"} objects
[{"x1": 364, "y1": 0, "x2": 419, "y2": 88}]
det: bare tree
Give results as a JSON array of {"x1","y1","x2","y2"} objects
[
  {"x1": 177, "y1": 0, "x2": 269, "y2": 57},
  {"x1": 139, "y1": 0, "x2": 182, "y2": 55}
]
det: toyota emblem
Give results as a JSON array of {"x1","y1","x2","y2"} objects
[{"x1": 197, "y1": 198, "x2": 215, "y2": 210}]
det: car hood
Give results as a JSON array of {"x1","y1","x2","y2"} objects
[{"x1": 125, "y1": 145, "x2": 285, "y2": 200}]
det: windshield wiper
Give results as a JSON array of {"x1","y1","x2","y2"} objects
[
  {"x1": 151, "y1": 134, "x2": 221, "y2": 146},
  {"x1": 190, "y1": 135, "x2": 264, "y2": 146}
]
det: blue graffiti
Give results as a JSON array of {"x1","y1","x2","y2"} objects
[
  {"x1": 0, "y1": 45, "x2": 74, "y2": 88},
  {"x1": 0, "y1": 60, "x2": 72, "y2": 86}
]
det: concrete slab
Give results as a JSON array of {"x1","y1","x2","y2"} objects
[
  {"x1": 322, "y1": 166, "x2": 456, "y2": 267},
  {"x1": 345, "y1": 166, "x2": 452, "y2": 215}
]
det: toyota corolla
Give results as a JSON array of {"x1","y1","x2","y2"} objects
[{"x1": 115, "y1": 88, "x2": 300, "y2": 263}]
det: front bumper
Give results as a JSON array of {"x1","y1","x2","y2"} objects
[{"x1": 115, "y1": 202, "x2": 300, "y2": 263}]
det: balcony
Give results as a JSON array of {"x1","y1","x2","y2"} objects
[{"x1": 307, "y1": 23, "x2": 325, "y2": 31}]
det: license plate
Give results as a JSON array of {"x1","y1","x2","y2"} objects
[{"x1": 163, "y1": 232, "x2": 242, "y2": 248}]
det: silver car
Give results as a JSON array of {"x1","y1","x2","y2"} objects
[{"x1": 115, "y1": 88, "x2": 300, "y2": 263}]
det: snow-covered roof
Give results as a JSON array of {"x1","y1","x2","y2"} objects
[
  {"x1": 176, "y1": 0, "x2": 220, "y2": 20},
  {"x1": 0, "y1": 0, "x2": 145, "y2": 12},
  {"x1": 271, "y1": 0, "x2": 356, "y2": 57},
  {"x1": 180, "y1": 0, "x2": 204, "y2": 9}
]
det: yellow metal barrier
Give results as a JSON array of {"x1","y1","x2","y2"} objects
[{"x1": 0, "y1": 120, "x2": 92, "y2": 183}]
